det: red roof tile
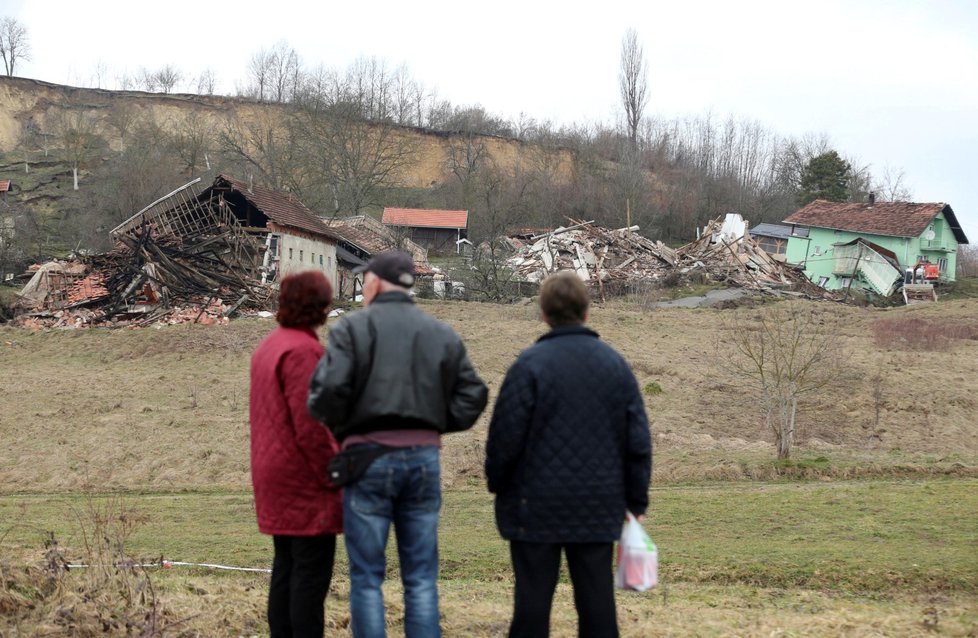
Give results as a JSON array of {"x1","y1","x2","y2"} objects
[
  {"x1": 783, "y1": 200, "x2": 967, "y2": 243},
  {"x1": 0, "y1": 180, "x2": 10, "y2": 192},
  {"x1": 382, "y1": 207, "x2": 468, "y2": 229},
  {"x1": 215, "y1": 175, "x2": 337, "y2": 241}
]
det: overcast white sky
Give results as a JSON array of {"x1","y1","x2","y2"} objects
[{"x1": 6, "y1": 0, "x2": 978, "y2": 242}]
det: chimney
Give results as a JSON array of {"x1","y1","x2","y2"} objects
[
  {"x1": 248, "y1": 174, "x2": 254, "y2": 193},
  {"x1": 868, "y1": 191, "x2": 876, "y2": 205}
]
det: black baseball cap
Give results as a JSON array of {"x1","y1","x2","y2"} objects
[{"x1": 354, "y1": 251, "x2": 416, "y2": 288}]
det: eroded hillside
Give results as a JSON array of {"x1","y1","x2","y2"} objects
[{"x1": 0, "y1": 76, "x2": 574, "y2": 193}]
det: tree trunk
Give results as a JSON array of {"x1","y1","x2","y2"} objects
[
  {"x1": 778, "y1": 397, "x2": 798, "y2": 459},
  {"x1": 73, "y1": 167, "x2": 79, "y2": 191}
]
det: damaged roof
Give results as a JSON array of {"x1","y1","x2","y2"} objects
[
  {"x1": 751, "y1": 223, "x2": 807, "y2": 239},
  {"x1": 382, "y1": 207, "x2": 468, "y2": 229},
  {"x1": 326, "y1": 220, "x2": 391, "y2": 255},
  {"x1": 783, "y1": 200, "x2": 969, "y2": 244},
  {"x1": 213, "y1": 174, "x2": 338, "y2": 240}
]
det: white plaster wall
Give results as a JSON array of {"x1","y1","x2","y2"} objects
[{"x1": 277, "y1": 234, "x2": 338, "y2": 294}]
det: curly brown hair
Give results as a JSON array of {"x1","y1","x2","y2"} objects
[{"x1": 276, "y1": 271, "x2": 333, "y2": 327}]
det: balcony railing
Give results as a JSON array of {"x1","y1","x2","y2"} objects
[{"x1": 920, "y1": 239, "x2": 952, "y2": 252}]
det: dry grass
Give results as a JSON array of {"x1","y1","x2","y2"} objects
[
  {"x1": 872, "y1": 315, "x2": 978, "y2": 351},
  {"x1": 2, "y1": 297, "x2": 978, "y2": 635},
  {"x1": 2, "y1": 299, "x2": 978, "y2": 493}
]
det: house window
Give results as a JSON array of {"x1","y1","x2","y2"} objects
[
  {"x1": 311, "y1": 252, "x2": 315, "y2": 264},
  {"x1": 813, "y1": 246, "x2": 822, "y2": 256},
  {"x1": 817, "y1": 276, "x2": 829, "y2": 288},
  {"x1": 839, "y1": 277, "x2": 852, "y2": 288},
  {"x1": 938, "y1": 258, "x2": 948, "y2": 273},
  {"x1": 299, "y1": 250, "x2": 304, "y2": 261},
  {"x1": 289, "y1": 248, "x2": 293, "y2": 260},
  {"x1": 319, "y1": 254, "x2": 324, "y2": 266}
]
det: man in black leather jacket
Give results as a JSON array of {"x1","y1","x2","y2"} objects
[
  {"x1": 486, "y1": 271, "x2": 652, "y2": 638},
  {"x1": 309, "y1": 251, "x2": 488, "y2": 638}
]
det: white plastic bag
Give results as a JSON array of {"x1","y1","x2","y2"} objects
[{"x1": 615, "y1": 512, "x2": 658, "y2": 591}]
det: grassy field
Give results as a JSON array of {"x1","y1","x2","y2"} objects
[
  {"x1": 3, "y1": 480, "x2": 977, "y2": 636},
  {"x1": 2, "y1": 297, "x2": 978, "y2": 635}
]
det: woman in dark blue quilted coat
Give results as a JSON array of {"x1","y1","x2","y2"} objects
[{"x1": 486, "y1": 272, "x2": 652, "y2": 638}]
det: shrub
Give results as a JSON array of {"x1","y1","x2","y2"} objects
[
  {"x1": 643, "y1": 381, "x2": 663, "y2": 396},
  {"x1": 0, "y1": 498, "x2": 177, "y2": 636}
]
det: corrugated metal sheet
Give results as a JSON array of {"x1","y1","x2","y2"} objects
[{"x1": 751, "y1": 223, "x2": 806, "y2": 239}]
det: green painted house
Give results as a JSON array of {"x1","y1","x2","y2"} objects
[{"x1": 782, "y1": 199, "x2": 969, "y2": 296}]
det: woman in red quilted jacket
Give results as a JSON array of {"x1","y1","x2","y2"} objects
[{"x1": 250, "y1": 271, "x2": 342, "y2": 638}]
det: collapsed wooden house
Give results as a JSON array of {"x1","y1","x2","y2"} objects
[{"x1": 15, "y1": 175, "x2": 341, "y2": 328}]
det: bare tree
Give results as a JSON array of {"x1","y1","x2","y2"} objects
[
  {"x1": 92, "y1": 60, "x2": 108, "y2": 89},
  {"x1": 392, "y1": 63, "x2": 416, "y2": 126},
  {"x1": 57, "y1": 110, "x2": 105, "y2": 190},
  {"x1": 0, "y1": 17, "x2": 30, "y2": 76},
  {"x1": 296, "y1": 102, "x2": 416, "y2": 215},
  {"x1": 196, "y1": 68, "x2": 218, "y2": 95},
  {"x1": 718, "y1": 303, "x2": 842, "y2": 459},
  {"x1": 137, "y1": 66, "x2": 180, "y2": 93},
  {"x1": 871, "y1": 165, "x2": 913, "y2": 202},
  {"x1": 268, "y1": 40, "x2": 302, "y2": 103},
  {"x1": 66, "y1": 117, "x2": 184, "y2": 252},
  {"x1": 619, "y1": 28, "x2": 649, "y2": 147},
  {"x1": 104, "y1": 102, "x2": 138, "y2": 153},
  {"x1": 957, "y1": 245, "x2": 978, "y2": 278},
  {"x1": 219, "y1": 111, "x2": 303, "y2": 191},
  {"x1": 446, "y1": 131, "x2": 488, "y2": 210},
  {"x1": 116, "y1": 71, "x2": 135, "y2": 91},
  {"x1": 154, "y1": 65, "x2": 182, "y2": 93},
  {"x1": 246, "y1": 48, "x2": 274, "y2": 102},
  {"x1": 170, "y1": 111, "x2": 212, "y2": 175}
]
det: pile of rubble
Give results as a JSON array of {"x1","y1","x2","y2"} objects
[
  {"x1": 506, "y1": 220, "x2": 676, "y2": 284},
  {"x1": 13, "y1": 180, "x2": 274, "y2": 329},
  {"x1": 505, "y1": 214, "x2": 831, "y2": 299},
  {"x1": 12, "y1": 231, "x2": 269, "y2": 330}
]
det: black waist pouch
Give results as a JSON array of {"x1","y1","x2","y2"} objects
[{"x1": 328, "y1": 445, "x2": 397, "y2": 487}]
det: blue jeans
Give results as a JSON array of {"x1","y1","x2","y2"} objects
[{"x1": 343, "y1": 445, "x2": 442, "y2": 638}]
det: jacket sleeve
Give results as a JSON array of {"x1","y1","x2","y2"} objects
[
  {"x1": 485, "y1": 358, "x2": 534, "y2": 493},
  {"x1": 445, "y1": 341, "x2": 489, "y2": 432},
  {"x1": 307, "y1": 319, "x2": 356, "y2": 431},
  {"x1": 282, "y1": 346, "x2": 339, "y2": 488},
  {"x1": 623, "y1": 370, "x2": 652, "y2": 516}
]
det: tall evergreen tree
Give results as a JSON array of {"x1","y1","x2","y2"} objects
[{"x1": 796, "y1": 150, "x2": 852, "y2": 206}]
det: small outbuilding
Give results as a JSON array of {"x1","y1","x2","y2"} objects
[{"x1": 382, "y1": 207, "x2": 468, "y2": 255}]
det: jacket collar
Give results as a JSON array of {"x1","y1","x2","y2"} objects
[
  {"x1": 537, "y1": 323, "x2": 599, "y2": 343},
  {"x1": 279, "y1": 325, "x2": 319, "y2": 339},
  {"x1": 370, "y1": 291, "x2": 415, "y2": 305}
]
